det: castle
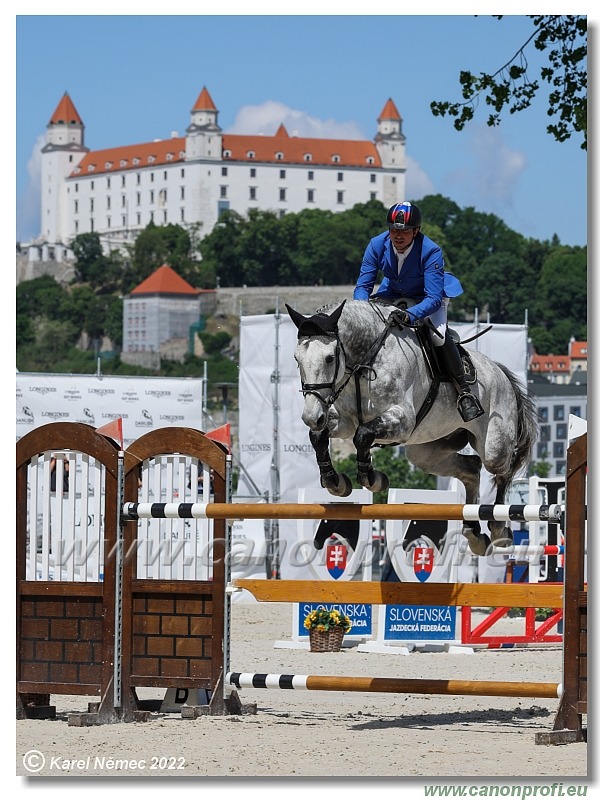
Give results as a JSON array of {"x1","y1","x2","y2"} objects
[{"x1": 25, "y1": 87, "x2": 406, "y2": 263}]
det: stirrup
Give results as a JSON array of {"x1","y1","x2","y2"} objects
[{"x1": 457, "y1": 392, "x2": 484, "y2": 422}]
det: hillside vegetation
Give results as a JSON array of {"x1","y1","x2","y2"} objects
[{"x1": 16, "y1": 195, "x2": 587, "y2": 382}]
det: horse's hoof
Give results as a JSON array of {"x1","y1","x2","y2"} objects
[
  {"x1": 487, "y1": 522, "x2": 513, "y2": 548},
  {"x1": 357, "y1": 469, "x2": 389, "y2": 493},
  {"x1": 322, "y1": 473, "x2": 352, "y2": 497},
  {"x1": 463, "y1": 524, "x2": 491, "y2": 556}
]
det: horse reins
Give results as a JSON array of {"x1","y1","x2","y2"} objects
[{"x1": 299, "y1": 304, "x2": 410, "y2": 425}]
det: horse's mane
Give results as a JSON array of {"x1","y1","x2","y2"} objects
[{"x1": 312, "y1": 300, "x2": 408, "y2": 362}]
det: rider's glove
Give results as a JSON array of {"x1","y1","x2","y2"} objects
[{"x1": 398, "y1": 310, "x2": 410, "y2": 324}]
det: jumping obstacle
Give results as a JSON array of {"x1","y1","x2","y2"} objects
[
  {"x1": 225, "y1": 433, "x2": 587, "y2": 745},
  {"x1": 122, "y1": 501, "x2": 564, "y2": 523},
  {"x1": 16, "y1": 423, "x2": 586, "y2": 744},
  {"x1": 226, "y1": 672, "x2": 561, "y2": 699}
]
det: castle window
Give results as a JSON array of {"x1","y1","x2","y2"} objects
[
  {"x1": 247, "y1": 151, "x2": 255, "y2": 159},
  {"x1": 307, "y1": 189, "x2": 314, "y2": 203},
  {"x1": 250, "y1": 187, "x2": 257, "y2": 200},
  {"x1": 332, "y1": 155, "x2": 341, "y2": 163},
  {"x1": 366, "y1": 156, "x2": 375, "y2": 165},
  {"x1": 336, "y1": 191, "x2": 344, "y2": 204},
  {"x1": 250, "y1": 168, "x2": 256, "y2": 178},
  {"x1": 220, "y1": 186, "x2": 228, "y2": 198},
  {"x1": 276, "y1": 152, "x2": 284, "y2": 160},
  {"x1": 337, "y1": 172, "x2": 344, "y2": 182},
  {"x1": 304, "y1": 153, "x2": 312, "y2": 162},
  {"x1": 166, "y1": 153, "x2": 173, "y2": 160},
  {"x1": 133, "y1": 158, "x2": 140, "y2": 166},
  {"x1": 120, "y1": 160, "x2": 127, "y2": 167},
  {"x1": 87, "y1": 165, "x2": 95, "y2": 172},
  {"x1": 279, "y1": 188, "x2": 286, "y2": 201},
  {"x1": 222, "y1": 167, "x2": 228, "y2": 176},
  {"x1": 280, "y1": 169, "x2": 286, "y2": 179},
  {"x1": 105, "y1": 162, "x2": 113, "y2": 171},
  {"x1": 148, "y1": 155, "x2": 155, "y2": 164},
  {"x1": 121, "y1": 175, "x2": 126, "y2": 187},
  {"x1": 370, "y1": 173, "x2": 376, "y2": 183},
  {"x1": 223, "y1": 149, "x2": 232, "y2": 158}
]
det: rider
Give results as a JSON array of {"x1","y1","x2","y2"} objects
[{"x1": 353, "y1": 201, "x2": 484, "y2": 422}]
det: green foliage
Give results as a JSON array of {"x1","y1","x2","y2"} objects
[
  {"x1": 430, "y1": 15, "x2": 587, "y2": 150},
  {"x1": 199, "y1": 331, "x2": 231, "y2": 355},
  {"x1": 303, "y1": 608, "x2": 352, "y2": 633},
  {"x1": 332, "y1": 447, "x2": 436, "y2": 504},
  {"x1": 72, "y1": 232, "x2": 123, "y2": 288},
  {"x1": 529, "y1": 460, "x2": 552, "y2": 478},
  {"x1": 16, "y1": 195, "x2": 586, "y2": 376}
]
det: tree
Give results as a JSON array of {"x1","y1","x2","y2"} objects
[
  {"x1": 430, "y1": 16, "x2": 587, "y2": 150},
  {"x1": 72, "y1": 232, "x2": 123, "y2": 288},
  {"x1": 332, "y1": 447, "x2": 436, "y2": 504}
]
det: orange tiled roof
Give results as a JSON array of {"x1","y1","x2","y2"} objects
[
  {"x1": 131, "y1": 265, "x2": 200, "y2": 296},
  {"x1": 49, "y1": 92, "x2": 83, "y2": 125},
  {"x1": 378, "y1": 98, "x2": 401, "y2": 120},
  {"x1": 530, "y1": 354, "x2": 571, "y2": 373},
  {"x1": 69, "y1": 120, "x2": 382, "y2": 178},
  {"x1": 570, "y1": 340, "x2": 588, "y2": 359},
  {"x1": 71, "y1": 138, "x2": 186, "y2": 177},
  {"x1": 192, "y1": 86, "x2": 217, "y2": 111},
  {"x1": 222, "y1": 125, "x2": 381, "y2": 168}
]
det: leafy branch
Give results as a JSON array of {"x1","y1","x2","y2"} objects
[{"x1": 430, "y1": 15, "x2": 587, "y2": 150}]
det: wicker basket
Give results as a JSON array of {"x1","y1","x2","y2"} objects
[{"x1": 309, "y1": 626, "x2": 345, "y2": 652}]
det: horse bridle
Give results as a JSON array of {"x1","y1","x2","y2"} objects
[
  {"x1": 298, "y1": 332, "x2": 350, "y2": 410},
  {"x1": 298, "y1": 304, "x2": 412, "y2": 422}
]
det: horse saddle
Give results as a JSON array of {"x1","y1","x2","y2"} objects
[{"x1": 407, "y1": 324, "x2": 475, "y2": 385}]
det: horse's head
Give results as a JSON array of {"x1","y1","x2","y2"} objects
[{"x1": 286, "y1": 301, "x2": 347, "y2": 432}]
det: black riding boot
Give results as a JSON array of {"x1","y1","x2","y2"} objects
[{"x1": 439, "y1": 333, "x2": 485, "y2": 422}]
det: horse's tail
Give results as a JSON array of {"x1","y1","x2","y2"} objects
[{"x1": 497, "y1": 363, "x2": 539, "y2": 478}]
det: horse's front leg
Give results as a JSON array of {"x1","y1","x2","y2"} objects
[
  {"x1": 309, "y1": 428, "x2": 353, "y2": 497},
  {"x1": 352, "y1": 418, "x2": 395, "y2": 493}
]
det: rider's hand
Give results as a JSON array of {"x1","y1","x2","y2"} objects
[{"x1": 398, "y1": 310, "x2": 410, "y2": 324}]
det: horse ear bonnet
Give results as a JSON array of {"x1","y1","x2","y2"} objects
[{"x1": 285, "y1": 301, "x2": 346, "y2": 339}]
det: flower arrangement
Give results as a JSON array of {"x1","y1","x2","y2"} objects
[{"x1": 303, "y1": 608, "x2": 352, "y2": 634}]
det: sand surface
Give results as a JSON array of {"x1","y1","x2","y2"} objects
[{"x1": 15, "y1": 601, "x2": 588, "y2": 783}]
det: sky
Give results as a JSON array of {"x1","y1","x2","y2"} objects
[{"x1": 12, "y1": 10, "x2": 593, "y2": 249}]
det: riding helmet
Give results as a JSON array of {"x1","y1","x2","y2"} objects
[{"x1": 387, "y1": 202, "x2": 422, "y2": 230}]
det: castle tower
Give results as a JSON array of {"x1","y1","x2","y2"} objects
[
  {"x1": 40, "y1": 92, "x2": 88, "y2": 247},
  {"x1": 185, "y1": 86, "x2": 222, "y2": 161},
  {"x1": 375, "y1": 98, "x2": 406, "y2": 206}
]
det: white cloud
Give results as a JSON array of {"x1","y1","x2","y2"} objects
[
  {"x1": 226, "y1": 100, "x2": 365, "y2": 140},
  {"x1": 404, "y1": 154, "x2": 436, "y2": 200},
  {"x1": 17, "y1": 134, "x2": 44, "y2": 243},
  {"x1": 443, "y1": 125, "x2": 527, "y2": 212}
]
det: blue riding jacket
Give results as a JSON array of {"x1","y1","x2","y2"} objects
[{"x1": 353, "y1": 231, "x2": 463, "y2": 322}]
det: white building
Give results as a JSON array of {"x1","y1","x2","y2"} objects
[
  {"x1": 122, "y1": 264, "x2": 217, "y2": 369},
  {"x1": 26, "y1": 87, "x2": 406, "y2": 262}
]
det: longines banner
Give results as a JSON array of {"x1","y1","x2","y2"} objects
[
  {"x1": 16, "y1": 373, "x2": 203, "y2": 446},
  {"x1": 237, "y1": 313, "x2": 322, "y2": 580}
]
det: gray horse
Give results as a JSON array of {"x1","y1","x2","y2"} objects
[{"x1": 286, "y1": 299, "x2": 538, "y2": 556}]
